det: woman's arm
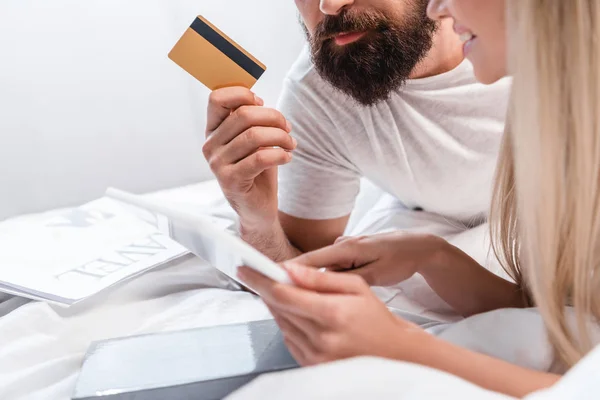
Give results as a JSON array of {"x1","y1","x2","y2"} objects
[
  {"x1": 290, "y1": 232, "x2": 527, "y2": 317},
  {"x1": 406, "y1": 333, "x2": 560, "y2": 398},
  {"x1": 239, "y1": 263, "x2": 560, "y2": 398},
  {"x1": 421, "y1": 240, "x2": 527, "y2": 316}
]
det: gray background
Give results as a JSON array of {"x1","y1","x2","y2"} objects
[{"x1": 0, "y1": 0, "x2": 305, "y2": 220}]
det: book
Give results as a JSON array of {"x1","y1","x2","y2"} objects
[
  {"x1": 0, "y1": 197, "x2": 189, "y2": 306},
  {"x1": 72, "y1": 319, "x2": 299, "y2": 400}
]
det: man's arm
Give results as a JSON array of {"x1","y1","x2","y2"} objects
[
  {"x1": 240, "y1": 212, "x2": 350, "y2": 262},
  {"x1": 204, "y1": 60, "x2": 360, "y2": 261},
  {"x1": 202, "y1": 84, "x2": 357, "y2": 261},
  {"x1": 280, "y1": 212, "x2": 350, "y2": 253},
  {"x1": 203, "y1": 87, "x2": 353, "y2": 262}
]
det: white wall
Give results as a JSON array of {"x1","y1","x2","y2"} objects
[{"x1": 0, "y1": 0, "x2": 305, "y2": 220}]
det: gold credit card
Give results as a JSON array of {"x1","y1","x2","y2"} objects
[{"x1": 168, "y1": 16, "x2": 267, "y2": 90}]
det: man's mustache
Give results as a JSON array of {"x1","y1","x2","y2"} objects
[{"x1": 313, "y1": 10, "x2": 387, "y2": 42}]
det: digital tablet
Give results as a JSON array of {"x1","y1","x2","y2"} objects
[{"x1": 105, "y1": 188, "x2": 291, "y2": 286}]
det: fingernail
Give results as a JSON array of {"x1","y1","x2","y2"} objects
[
  {"x1": 254, "y1": 95, "x2": 264, "y2": 106},
  {"x1": 292, "y1": 137, "x2": 298, "y2": 148},
  {"x1": 286, "y1": 120, "x2": 293, "y2": 132}
]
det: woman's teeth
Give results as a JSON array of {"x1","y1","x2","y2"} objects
[{"x1": 459, "y1": 32, "x2": 474, "y2": 42}]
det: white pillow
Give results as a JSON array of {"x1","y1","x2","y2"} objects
[{"x1": 0, "y1": 0, "x2": 304, "y2": 220}]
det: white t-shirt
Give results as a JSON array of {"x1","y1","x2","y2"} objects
[{"x1": 277, "y1": 47, "x2": 511, "y2": 224}]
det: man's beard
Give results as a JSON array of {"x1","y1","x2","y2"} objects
[{"x1": 304, "y1": 4, "x2": 437, "y2": 106}]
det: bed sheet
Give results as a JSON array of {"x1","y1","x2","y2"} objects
[
  {"x1": 0, "y1": 181, "x2": 275, "y2": 399},
  {"x1": 0, "y1": 180, "x2": 570, "y2": 399},
  {"x1": 227, "y1": 345, "x2": 600, "y2": 400}
]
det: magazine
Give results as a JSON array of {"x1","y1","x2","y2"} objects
[{"x1": 0, "y1": 198, "x2": 189, "y2": 306}]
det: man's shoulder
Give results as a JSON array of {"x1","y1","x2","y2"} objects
[{"x1": 284, "y1": 45, "x2": 316, "y2": 83}]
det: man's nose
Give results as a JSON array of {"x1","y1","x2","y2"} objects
[
  {"x1": 320, "y1": 0, "x2": 354, "y2": 16},
  {"x1": 427, "y1": 0, "x2": 450, "y2": 21}
]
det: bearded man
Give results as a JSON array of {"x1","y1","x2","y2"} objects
[{"x1": 201, "y1": 0, "x2": 510, "y2": 264}]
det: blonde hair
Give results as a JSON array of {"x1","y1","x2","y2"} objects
[{"x1": 491, "y1": 0, "x2": 600, "y2": 367}]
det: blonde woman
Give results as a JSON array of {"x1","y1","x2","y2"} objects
[{"x1": 237, "y1": 0, "x2": 600, "y2": 397}]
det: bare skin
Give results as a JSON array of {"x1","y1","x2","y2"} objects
[
  {"x1": 235, "y1": 1, "x2": 564, "y2": 395},
  {"x1": 238, "y1": 258, "x2": 560, "y2": 399},
  {"x1": 203, "y1": 0, "x2": 464, "y2": 261},
  {"x1": 293, "y1": 233, "x2": 526, "y2": 316}
]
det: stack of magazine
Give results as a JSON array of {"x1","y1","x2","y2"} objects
[{"x1": 0, "y1": 197, "x2": 191, "y2": 306}]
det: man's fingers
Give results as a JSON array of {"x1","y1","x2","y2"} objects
[
  {"x1": 283, "y1": 263, "x2": 367, "y2": 294},
  {"x1": 208, "y1": 106, "x2": 290, "y2": 147},
  {"x1": 218, "y1": 127, "x2": 297, "y2": 165},
  {"x1": 206, "y1": 87, "x2": 260, "y2": 133},
  {"x1": 233, "y1": 148, "x2": 292, "y2": 180}
]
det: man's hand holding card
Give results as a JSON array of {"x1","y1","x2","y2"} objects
[
  {"x1": 170, "y1": 16, "x2": 296, "y2": 250},
  {"x1": 166, "y1": 16, "x2": 296, "y2": 288}
]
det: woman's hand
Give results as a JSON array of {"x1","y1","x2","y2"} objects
[
  {"x1": 288, "y1": 232, "x2": 527, "y2": 317},
  {"x1": 237, "y1": 263, "x2": 432, "y2": 366},
  {"x1": 237, "y1": 264, "x2": 561, "y2": 398},
  {"x1": 289, "y1": 232, "x2": 448, "y2": 287}
]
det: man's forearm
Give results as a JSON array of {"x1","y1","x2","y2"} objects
[{"x1": 240, "y1": 220, "x2": 302, "y2": 262}]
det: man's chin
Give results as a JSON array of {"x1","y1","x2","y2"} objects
[
  {"x1": 319, "y1": 73, "x2": 400, "y2": 106},
  {"x1": 342, "y1": 89, "x2": 393, "y2": 107},
  {"x1": 312, "y1": 48, "x2": 410, "y2": 106}
]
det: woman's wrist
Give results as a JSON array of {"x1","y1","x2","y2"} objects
[{"x1": 389, "y1": 321, "x2": 445, "y2": 364}]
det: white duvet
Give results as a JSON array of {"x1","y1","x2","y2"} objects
[
  {"x1": 227, "y1": 345, "x2": 600, "y2": 400},
  {"x1": 0, "y1": 180, "x2": 597, "y2": 399}
]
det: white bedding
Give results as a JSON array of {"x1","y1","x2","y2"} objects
[
  {"x1": 227, "y1": 345, "x2": 600, "y2": 400},
  {"x1": 228, "y1": 357, "x2": 516, "y2": 400},
  {"x1": 0, "y1": 180, "x2": 587, "y2": 399}
]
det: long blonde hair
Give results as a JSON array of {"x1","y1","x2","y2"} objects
[{"x1": 491, "y1": 0, "x2": 600, "y2": 367}]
